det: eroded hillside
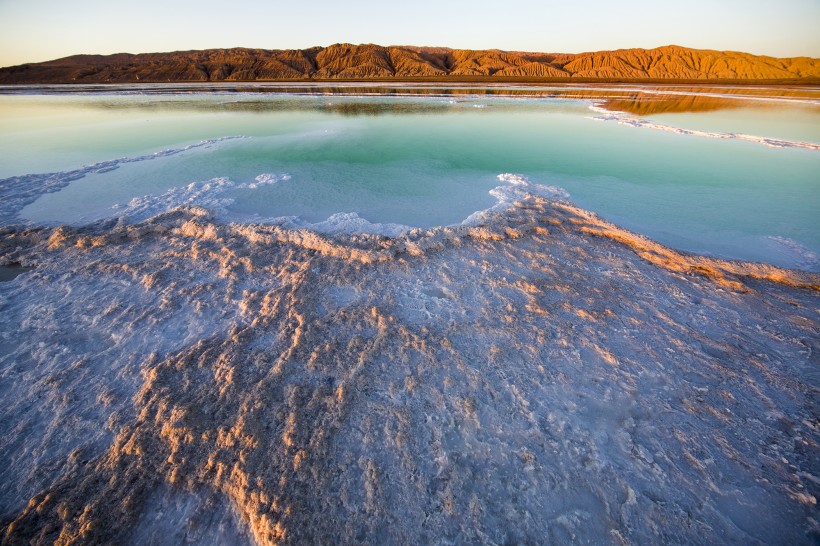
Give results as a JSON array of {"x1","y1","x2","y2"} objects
[{"x1": 1, "y1": 44, "x2": 818, "y2": 83}]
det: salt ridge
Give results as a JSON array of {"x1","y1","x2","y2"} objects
[{"x1": 589, "y1": 105, "x2": 820, "y2": 150}]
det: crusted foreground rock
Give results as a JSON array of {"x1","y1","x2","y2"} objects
[{"x1": 0, "y1": 194, "x2": 818, "y2": 545}]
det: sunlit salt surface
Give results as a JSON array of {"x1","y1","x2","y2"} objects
[
  {"x1": 1, "y1": 85, "x2": 818, "y2": 271},
  {"x1": 0, "y1": 85, "x2": 818, "y2": 545}
]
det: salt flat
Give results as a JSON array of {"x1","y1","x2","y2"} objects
[{"x1": 0, "y1": 85, "x2": 818, "y2": 544}]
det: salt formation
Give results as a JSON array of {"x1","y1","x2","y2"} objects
[
  {"x1": 589, "y1": 105, "x2": 820, "y2": 150},
  {"x1": 0, "y1": 187, "x2": 818, "y2": 544}
]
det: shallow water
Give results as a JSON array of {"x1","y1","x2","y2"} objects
[
  {"x1": 644, "y1": 104, "x2": 820, "y2": 144},
  {"x1": 1, "y1": 85, "x2": 818, "y2": 270}
]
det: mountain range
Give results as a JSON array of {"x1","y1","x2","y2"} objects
[{"x1": 1, "y1": 44, "x2": 818, "y2": 83}]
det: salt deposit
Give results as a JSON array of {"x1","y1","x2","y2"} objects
[{"x1": 1, "y1": 187, "x2": 817, "y2": 544}]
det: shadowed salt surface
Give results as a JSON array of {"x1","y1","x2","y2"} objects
[{"x1": 0, "y1": 182, "x2": 818, "y2": 544}]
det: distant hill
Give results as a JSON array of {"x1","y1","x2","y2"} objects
[{"x1": 1, "y1": 44, "x2": 818, "y2": 83}]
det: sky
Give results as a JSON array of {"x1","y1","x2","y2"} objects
[{"x1": 0, "y1": 0, "x2": 819, "y2": 67}]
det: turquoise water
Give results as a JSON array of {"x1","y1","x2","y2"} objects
[
  {"x1": 1, "y1": 88, "x2": 818, "y2": 270},
  {"x1": 645, "y1": 105, "x2": 820, "y2": 143}
]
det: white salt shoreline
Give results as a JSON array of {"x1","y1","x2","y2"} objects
[{"x1": 589, "y1": 104, "x2": 820, "y2": 150}]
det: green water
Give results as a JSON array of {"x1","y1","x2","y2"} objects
[
  {"x1": 1, "y1": 89, "x2": 818, "y2": 270},
  {"x1": 646, "y1": 105, "x2": 820, "y2": 143}
]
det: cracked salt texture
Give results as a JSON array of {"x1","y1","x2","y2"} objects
[{"x1": 0, "y1": 184, "x2": 817, "y2": 544}]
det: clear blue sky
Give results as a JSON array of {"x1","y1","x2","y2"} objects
[{"x1": 1, "y1": 0, "x2": 818, "y2": 67}]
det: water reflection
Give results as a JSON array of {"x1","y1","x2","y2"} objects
[
  {"x1": 3, "y1": 82, "x2": 818, "y2": 117},
  {"x1": 601, "y1": 94, "x2": 749, "y2": 115},
  {"x1": 89, "y1": 98, "x2": 464, "y2": 116}
]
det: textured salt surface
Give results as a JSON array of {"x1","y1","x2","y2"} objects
[
  {"x1": 0, "y1": 185, "x2": 818, "y2": 544},
  {"x1": 0, "y1": 264, "x2": 31, "y2": 283}
]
